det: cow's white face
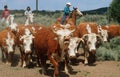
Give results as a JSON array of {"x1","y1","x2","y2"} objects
[
  {"x1": 54, "y1": 28, "x2": 74, "y2": 44},
  {"x1": 9, "y1": 23, "x2": 18, "y2": 31},
  {"x1": 25, "y1": 28, "x2": 31, "y2": 35},
  {"x1": 5, "y1": 32, "x2": 14, "y2": 53},
  {"x1": 85, "y1": 33, "x2": 97, "y2": 51},
  {"x1": 20, "y1": 29, "x2": 34, "y2": 53},
  {"x1": 23, "y1": 34, "x2": 34, "y2": 53},
  {"x1": 68, "y1": 37, "x2": 80, "y2": 57},
  {"x1": 99, "y1": 29, "x2": 108, "y2": 42}
]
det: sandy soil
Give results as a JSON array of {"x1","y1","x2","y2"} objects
[{"x1": 0, "y1": 50, "x2": 120, "y2": 77}]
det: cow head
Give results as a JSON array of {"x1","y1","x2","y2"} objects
[
  {"x1": 68, "y1": 37, "x2": 83, "y2": 58},
  {"x1": 98, "y1": 26, "x2": 108, "y2": 42},
  {"x1": 53, "y1": 28, "x2": 75, "y2": 45},
  {"x1": 82, "y1": 33, "x2": 103, "y2": 54},
  {"x1": 20, "y1": 28, "x2": 34, "y2": 53},
  {"x1": 5, "y1": 32, "x2": 14, "y2": 53}
]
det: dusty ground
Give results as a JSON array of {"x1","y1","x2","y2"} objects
[{"x1": 0, "y1": 49, "x2": 120, "y2": 77}]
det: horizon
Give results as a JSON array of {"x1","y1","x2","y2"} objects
[{"x1": 0, "y1": 0, "x2": 112, "y2": 11}]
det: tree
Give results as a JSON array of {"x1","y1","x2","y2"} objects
[{"x1": 107, "y1": 0, "x2": 120, "y2": 23}]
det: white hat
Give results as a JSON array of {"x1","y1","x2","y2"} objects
[{"x1": 66, "y1": 2, "x2": 71, "y2": 6}]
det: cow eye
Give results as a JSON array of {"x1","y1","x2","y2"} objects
[{"x1": 88, "y1": 41, "x2": 91, "y2": 44}]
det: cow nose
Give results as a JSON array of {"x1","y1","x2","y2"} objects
[
  {"x1": 90, "y1": 50, "x2": 96, "y2": 54},
  {"x1": 69, "y1": 56, "x2": 77, "y2": 60},
  {"x1": 104, "y1": 41, "x2": 108, "y2": 43}
]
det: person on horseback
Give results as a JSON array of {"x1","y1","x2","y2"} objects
[
  {"x1": 1, "y1": 5, "x2": 10, "y2": 22},
  {"x1": 61, "y1": 2, "x2": 71, "y2": 24},
  {"x1": 24, "y1": 6, "x2": 32, "y2": 17}
]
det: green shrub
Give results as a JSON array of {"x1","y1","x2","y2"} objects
[{"x1": 96, "y1": 36, "x2": 120, "y2": 61}]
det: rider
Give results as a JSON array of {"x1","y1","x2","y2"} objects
[
  {"x1": 1, "y1": 5, "x2": 10, "y2": 22},
  {"x1": 61, "y1": 2, "x2": 71, "y2": 24},
  {"x1": 24, "y1": 6, "x2": 32, "y2": 17}
]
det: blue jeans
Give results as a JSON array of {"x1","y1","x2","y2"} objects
[{"x1": 61, "y1": 15, "x2": 67, "y2": 24}]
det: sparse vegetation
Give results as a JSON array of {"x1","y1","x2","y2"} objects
[{"x1": 0, "y1": 9, "x2": 120, "y2": 61}]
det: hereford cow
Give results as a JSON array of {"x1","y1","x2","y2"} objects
[
  {"x1": 19, "y1": 28, "x2": 34, "y2": 67},
  {"x1": 101, "y1": 24, "x2": 120, "y2": 40},
  {"x1": 14, "y1": 24, "x2": 41, "y2": 67},
  {"x1": 0, "y1": 29, "x2": 16, "y2": 65},
  {"x1": 97, "y1": 25, "x2": 108, "y2": 42},
  {"x1": 75, "y1": 22, "x2": 102, "y2": 65},
  {"x1": 34, "y1": 26, "x2": 75, "y2": 77}
]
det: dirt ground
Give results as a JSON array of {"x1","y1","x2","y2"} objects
[{"x1": 0, "y1": 49, "x2": 120, "y2": 77}]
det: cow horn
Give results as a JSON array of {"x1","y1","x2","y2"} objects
[
  {"x1": 79, "y1": 38, "x2": 84, "y2": 43},
  {"x1": 70, "y1": 29, "x2": 75, "y2": 33},
  {"x1": 82, "y1": 34, "x2": 88, "y2": 39}
]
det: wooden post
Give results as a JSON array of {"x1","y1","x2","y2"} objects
[{"x1": 36, "y1": 0, "x2": 38, "y2": 15}]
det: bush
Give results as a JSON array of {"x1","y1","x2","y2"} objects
[{"x1": 96, "y1": 37, "x2": 120, "y2": 61}]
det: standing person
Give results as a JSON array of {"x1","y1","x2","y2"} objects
[
  {"x1": 24, "y1": 6, "x2": 32, "y2": 16},
  {"x1": 61, "y1": 2, "x2": 71, "y2": 24},
  {"x1": 1, "y1": 5, "x2": 10, "y2": 22}
]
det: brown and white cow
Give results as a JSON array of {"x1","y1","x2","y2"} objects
[
  {"x1": 34, "y1": 25, "x2": 75, "y2": 77},
  {"x1": 75, "y1": 22, "x2": 103, "y2": 65},
  {"x1": 0, "y1": 29, "x2": 16, "y2": 65},
  {"x1": 97, "y1": 25, "x2": 108, "y2": 42},
  {"x1": 19, "y1": 28, "x2": 34, "y2": 67},
  {"x1": 101, "y1": 24, "x2": 120, "y2": 41}
]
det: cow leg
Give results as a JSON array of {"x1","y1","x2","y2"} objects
[
  {"x1": 1, "y1": 47, "x2": 5, "y2": 62},
  {"x1": 41, "y1": 55, "x2": 47, "y2": 74},
  {"x1": 84, "y1": 49, "x2": 89, "y2": 65},
  {"x1": 48, "y1": 53, "x2": 59, "y2": 77},
  {"x1": 64, "y1": 59, "x2": 69, "y2": 75},
  {"x1": 88, "y1": 52, "x2": 96, "y2": 64},
  {"x1": 9, "y1": 52, "x2": 14, "y2": 65},
  {"x1": 5, "y1": 51, "x2": 9, "y2": 65},
  {"x1": 20, "y1": 53, "x2": 26, "y2": 68}
]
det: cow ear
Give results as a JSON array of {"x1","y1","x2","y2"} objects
[
  {"x1": 96, "y1": 35, "x2": 103, "y2": 45},
  {"x1": 82, "y1": 34, "x2": 88, "y2": 42},
  {"x1": 84, "y1": 35, "x2": 88, "y2": 41}
]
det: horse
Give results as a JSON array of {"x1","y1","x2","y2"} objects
[{"x1": 57, "y1": 7, "x2": 83, "y2": 25}]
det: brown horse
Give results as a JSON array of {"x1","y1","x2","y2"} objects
[{"x1": 57, "y1": 7, "x2": 83, "y2": 25}]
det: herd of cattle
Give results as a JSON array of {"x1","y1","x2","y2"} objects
[{"x1": 0, "y1": 10, "x2": 120, "y2": 77}]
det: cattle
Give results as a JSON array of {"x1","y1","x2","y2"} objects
[
  {"x1": 68, "y1": 37, "x2": 83, "y2": 60},
  {"x1": 97, "y1": 25, "x2": 108, "y2": 42},
  {"x1": 19, "y1": 28, "x2": 34, "y2": 67},
  {"x1": 13, "y1": 24, "x2": 43, "y2": 67},
  {"x1": 75, "y1": 22, "x2": 102, "y2": 65},
  {"x1": 0, "y1": 29, "x2": 16, "y2": 65},
  {"x1": 101, "y1": 24, "x2": 120, "y2": 40},
  {"x1": 34, "y1": 26, "x2": 75, "y2": 77}
]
